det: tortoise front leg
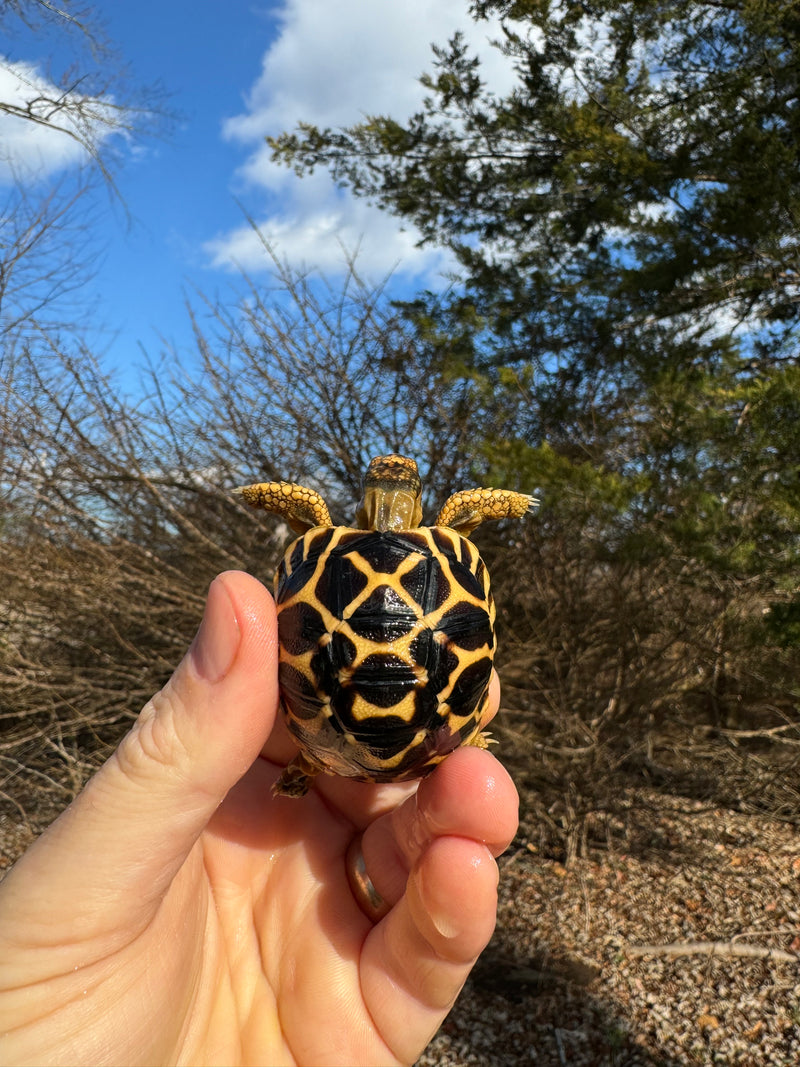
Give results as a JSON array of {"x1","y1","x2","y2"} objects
[
  {"x1": 233, "y1": 480, "x2": 333, "y2": 533},
  {"x1": 435, "y1": 487, "x2": 539, "y2": 537}
]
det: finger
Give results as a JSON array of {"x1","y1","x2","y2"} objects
[
  {"x1": 358, "y1": 745, "x2": 519, "y2": 908},
  {"x1": 359, "y1": 834, "x2": 499, "y2": 1064},
  {"x1": 0, "y1": 570, "x2": 279, "y2": 936}
]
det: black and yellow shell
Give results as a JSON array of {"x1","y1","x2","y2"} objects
[
  {"x1": 275, "y1": 524, "x2": 496, "y2": 783},
  {"x1": 234, "y1": 453, "x2": 536, "y2": 796}
]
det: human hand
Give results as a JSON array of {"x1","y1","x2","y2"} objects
[{"x1": 0, "y1": 570, "x2": 518, "y2": 1066}]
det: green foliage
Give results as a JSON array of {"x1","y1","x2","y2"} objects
[
  {"x1": 271, "y1": 1, "x2": 800, "y2": 340},
  {"x1": 270, "y1": 1, "x2": 800, "y2": 441},
  {"x1": 482, "y1": 438, "x2": 643, "y2": 514},
  {"x1": 764, "y1": 599, "x2": 800, "y2": 649}
]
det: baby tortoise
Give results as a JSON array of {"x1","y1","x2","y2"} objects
[{"x1": 235, "y1": 454, "x2": 537, "y2": 797}]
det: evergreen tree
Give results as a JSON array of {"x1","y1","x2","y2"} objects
[{"x1": 270, "y1": 0, "x2": 800, "y2": 433}]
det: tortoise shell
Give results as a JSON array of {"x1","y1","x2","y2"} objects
[
  {"x1": 275, "y1": 524, "x2": 496, "y2": 784},
  {"x1": 235, "y1": 454, "x2": 536, "y2": 796}
]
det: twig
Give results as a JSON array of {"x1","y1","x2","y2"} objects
[
  {"x1": 553, "y1": 1027, "x2": 567, "y2": 1066},
  {"x1": 626, "y1": 940, "x2": 799, "y2": 963}
]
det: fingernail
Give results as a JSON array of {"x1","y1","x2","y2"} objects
[
  {"x1": 190, "y1": 576, "x2": 241, "y2": 682},
  {"x1": 414, "y1": 867, "x2": 460, "y2": 939},
  {"x1": 430, "y1": 907, "x2": 460, "y2": 939}
]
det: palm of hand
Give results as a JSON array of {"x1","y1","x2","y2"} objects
[{"x1": 194, "y1": 744, "x2": 509, "y2": 1066}]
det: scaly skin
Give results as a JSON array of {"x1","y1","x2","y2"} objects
[
  {"x1": 233, "y1": 481, "x2": 333, "y2": 532},
  {"x1": 435, "y1": 487, "x2": 539, "y2": 536}
]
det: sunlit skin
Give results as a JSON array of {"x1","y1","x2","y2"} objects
[{"x1": 0, "y1": 570, "x2": 518, "y2": 1066}]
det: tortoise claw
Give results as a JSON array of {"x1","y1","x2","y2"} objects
[{"x1": 466, "y1": 730, "x2": 497, "y2": 750}]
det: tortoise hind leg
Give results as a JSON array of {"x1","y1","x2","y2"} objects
[
  {"x1": 234, "y1": 480, "x2": 333, "y2": 533},
  {"x1": 435, "y1": 487, "x2": 538, "y2": 537},
  {"x1": 461, "y1": 686, "x2": 498, "y2": 751},
  {"x1": 272, "y1": 751, "x2": 323, "y2": 798},
  {"x1": 465, "y1": 730, "x2": 495, "y2": 749}
]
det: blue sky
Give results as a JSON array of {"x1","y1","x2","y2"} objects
[{"x1": 1, "y1": 1, "x2": 518, "y2": 389}]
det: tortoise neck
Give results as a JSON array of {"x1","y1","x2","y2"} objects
[
  {"x1": 356, "y1": 487, "x2": 422, "y2": 531},
  {"x1": 355, "y1": 454, "x2": 423, "y2": 531}
]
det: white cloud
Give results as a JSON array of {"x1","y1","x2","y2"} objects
[
  {"x1": 0, "y1": 60, "x2": 88, "y2": 181},
  {"x1": 224, "y1": 0, "x2": 517, "y2": 143},
  {"x1": 207, "y1": 0, "x2": 518, "y2": 281},
  {"x1": 205, "y1": 174, "x2": 454, "y2": 283},
  {"x1": 0, "y1": 59, "x2": 109, "y2": 183}
]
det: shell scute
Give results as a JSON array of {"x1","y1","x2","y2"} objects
[
  {"x1": 351, "y1": 719, "x2": 420, "y2": 761},
  {"x1": 448, "y1": 655, "x2": 494, "y2": 709},
  {"x1": 429, "y1": 527, "x2": 487, "y2": 598},
  {"x1": 349, "y1": 652, "x2": 419, "y2": 708},
  {"x1": 277, "y1": 662, "x2": 323, "y2": 721},
  {"x1": 409, "y1": 629, "x2": 460, "y2": 694},
  {"x1": 277, "y1": 601, "x2": 327, "y2": 655},
  {"x1": 285, "y1": 538, "x2": 306, "y2": 575},
  {"x1": 436, "y1": 601, "x2": 495, "y2": 651},
  {"x1": 445, "y1": 558, "x2": 487, "y2": 600},
  {"x1": 309, "y1": 630, "x2": 358, "y2": 693},
  {"x1": 348, "y1": 530, "x2": 419, "y2": 572},
  {"x1": 398, "y1": 557, "x2": 452, "y2": 611},
  {"x1": 346, "y1": 584, "x2": 418, "y2": 641},
  {"x1": 312, "y1": 553, "x2": 370, "y2": 616}
]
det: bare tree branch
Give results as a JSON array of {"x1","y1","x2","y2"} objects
[{"x1": 626, "y1": 941, "x2": 799, "y2": 964}]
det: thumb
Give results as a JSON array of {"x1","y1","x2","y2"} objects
[{"x1": 3, "y1": 570, "x2": 278, "y2": 931}]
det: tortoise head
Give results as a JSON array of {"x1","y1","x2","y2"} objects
[{"x1": 355, "y1": 454, "x2": 423, "y2": 532}]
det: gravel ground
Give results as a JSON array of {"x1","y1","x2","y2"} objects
[
  {"x1": 4, "y1": 782, "x2": 800, "y2": 1066},
  {"x1": 418, "y1": 789, "x2": 800, "y2": 1066}
]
